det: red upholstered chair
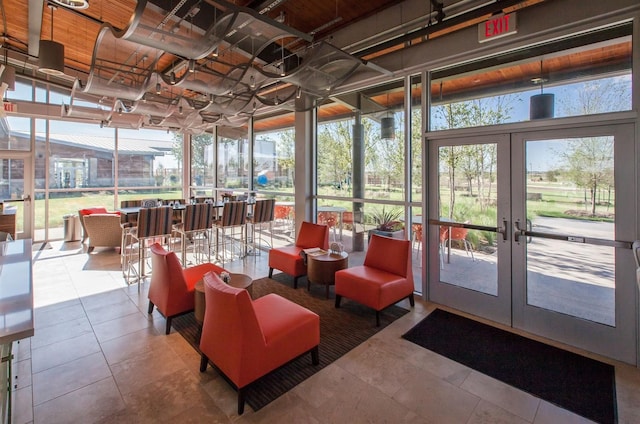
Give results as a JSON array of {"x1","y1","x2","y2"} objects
[
  {"x1": 268, "y1": 221, "x2": 329, "y2": 288},
  {"x1": 147, "y1": 243, "x2": 226, "y2": 334},
  {"x1": 199, "y1": 271, "x2": 320, "y2": 415},
  {"x1": 335, "y1": 233, "x2": 415, "y2": 326}
]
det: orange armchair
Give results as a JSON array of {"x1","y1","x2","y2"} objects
[
  {"x1": 199, "y1": 271, "x2": 319, "y2": 415},
  {"x1": 268, "y1": 221, "x2": 329, "y2": 288},
  {"x1": 147, "y1": 243, "x2": 226, "y2": 334},
  {"x1": 335, "y1": 233, "x2": 415, "y2": 326}
]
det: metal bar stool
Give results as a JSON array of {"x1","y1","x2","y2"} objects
[
  {"x1": 173, "y1": 203, "x2": 214, "y2": 265},
  {"x1": 122, "y1": 206, "x2": 174, "y2": 290},
  {"x1": 211, "y1": 201, "x2": 247, "y2": 265},
  {"x1": 246, "y1": 199, "x2": 275, "y2": 254}
]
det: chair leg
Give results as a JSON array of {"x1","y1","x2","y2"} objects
[
  {"x1": 311, "y1": 346, "x2": 319, "y2": 365},
  {"x1": 465, "y1": 240, "x2": 475, "y2": 261},
  {"x1": 237, "y1": 388, "x2": 245, "y2": 415},
  {"x1": 293, "y1": 275, "x2": 300, "y2": 289},
  {"x1": 147, "y1": 301, "x2": 154, "y2": 314},
  {"x1": 268, "y1": 267, "x2": 273, "y2": 278},
  {"x1": 408, "y1": 293, "x2": 415, "y2": 307},
  {"x1": 375, "y1": 311, "x2": 380, "y2": 327},
  {"x1": 165, "y1": 317, "x2": 172, "y2": 335},
  {"x1": 199, "y1": 354, "x2": 209, "y2": 372},
  {"x1": 335, "y1": 295, "x2": 342, "y2": 308}
]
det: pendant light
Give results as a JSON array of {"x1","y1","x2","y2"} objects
[
  {"x1": 0, "y1": 51, "x2": 15, "y2": 91},
  {"x1": 39, "y1": 5, "x2": 66, "y2": 76},
  {"x1": 51, "y1": 0, "x2": 89, "y2": 9},
  {"x1": 380, "y1": 91, "x2": 395, "y2": 141},
  {"x1": 530, "y1": 60, "x2": 554, "y2": 120}
]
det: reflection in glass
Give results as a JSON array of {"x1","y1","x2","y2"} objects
[
  {"x1": 253, "y1": 128, "x2": 294, "y2": 193},
  {"x1": 218, "y1": 127, "x2": 249, "y2": 190},
  {"x1": 525, "y1": 138, "x2": 615, "y2": 326},
  {"x1": 438, "y1": 143, "x2": 498, "y2": 296}
]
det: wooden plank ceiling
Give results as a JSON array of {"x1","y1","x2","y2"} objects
[{"x1": 0, "y1": 0, "x2": 631, "y2": 132}]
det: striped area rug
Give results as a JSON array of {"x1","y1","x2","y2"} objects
[{"x1": 173, "y1": 273, "x2": 409, "y2": 412}]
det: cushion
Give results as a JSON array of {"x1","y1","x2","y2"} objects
[{"x1": 80, "y1": 207, "x2": 120, "y2": 216}]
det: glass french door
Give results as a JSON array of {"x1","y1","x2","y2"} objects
[
  {"x1": 428, "y1": 134, "x2": 512, "y2": 325},
  {"x1": 0, "y1": 155, "x2": 33, "y2": 240},
  {"x1": 428, "y1": 124, "x2": 637, "y2": 364}
]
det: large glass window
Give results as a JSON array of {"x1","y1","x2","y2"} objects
[
  {"x1": 6, "y1": 80, "x2": 33, "y2": 102},
  {"x1": 1, "y1": 117, "x2": 31, "y2": 151},
  {"x1": 117, "y1": 128, "x2": 180, "y2": 202},
  {"x1": 48, "y1": 121, "x2": 115, "y2": 190},
  {"x1": 253, "y1": 128, "x2": 295, "y2": 193},
  {"x1": 189, "y1": 132, "x2": 215, "y2": 198},
  {"x1": 217, "y1": 127, "x2": 249, "y2": 193},
  {"x1": 430, "y1": 26, "x2": 632, "y2": 130}
]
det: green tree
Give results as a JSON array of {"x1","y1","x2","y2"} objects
[
  {"x1": 432, "y1": 96, "x2": 514, "y2": 216},
  {"x1": 556, "y1": 78, "x2": 624, "y2": 216},
  {"x1": 561, "y1": 136, "x2": 613, "y2": 216},
  {"x1": 317, "y1": 120, "x2": 353, "y2": 191}
]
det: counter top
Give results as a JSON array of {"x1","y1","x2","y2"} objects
[
  {"x1": 0, "y1": 205, "x2": 17, "y2": 215},
  {"x1": 0, "y1": 239, "x2": 34, "y2": 344}
]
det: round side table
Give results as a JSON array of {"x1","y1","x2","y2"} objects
[
  {"x1": 306, "y1": 251, "x2": 348, "y2": 298},
  {"x1": 194, "y1": 273, "x2": 253, "y2": 325}
]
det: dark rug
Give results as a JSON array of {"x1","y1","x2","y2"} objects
[
  {"x1": 173, "y1": 273, "x2": 409, "y2": 412},
  {"x1": 402, "y1": 309, "x2": 617, "y2": 424}
]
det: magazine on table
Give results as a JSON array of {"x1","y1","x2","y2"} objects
[{"x1": 303, "y1": 247, "x2": 326, "y2": 256}]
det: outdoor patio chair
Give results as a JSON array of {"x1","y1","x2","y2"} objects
[{"x1": 448, "y1": 226, "x2": 475, "y2": 261}]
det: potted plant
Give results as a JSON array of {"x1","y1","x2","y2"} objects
[{"x1": 368, "y1": 207, "x2": 405, "y2": 241}]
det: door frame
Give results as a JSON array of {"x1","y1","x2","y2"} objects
[
  {"x1": 511, "y1": 123, "x2": 637, "y2": 364},
  {"x1": 425, "y1": 119, "x2": 637, "y2": 364},
  {"x1": 427, "y1": 133, "x2": 512, "y2": 326},
  {"x1": 1, "y1": 151, "x2": 33, "y2": 240}
]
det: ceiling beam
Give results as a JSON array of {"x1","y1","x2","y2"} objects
[
  {"x1": 354, "y1": 0, "x2": 526, "y2": 58},
  {"x1": 28, "y1": 0, "x2": 44, "y2": 57}
]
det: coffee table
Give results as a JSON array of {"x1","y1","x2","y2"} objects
[
  {"x1": 306, "y1": 251, "x2": 348, "y2": 298},
  {"x1": 194, "y1": 272, "x2": 253, "y2": 325}
]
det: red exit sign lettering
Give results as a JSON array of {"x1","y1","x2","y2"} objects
[
  {"x1": 478, "y1": 13, "x2": 517, "y2": 43},
  {"x1": 2, "y1": 102, "x2": 16, "y2": 113}
]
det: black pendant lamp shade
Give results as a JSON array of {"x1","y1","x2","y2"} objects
[
  {"x1": 39, "y1": 40, "x2": 66, "y2": 76},
  {"x1": 39, "y1": 5, "x2": 66, "y2": 76},
  {"x1": 530, "y1": 93, "x2": 554, "y2": 120},
  {"x1": 381, "y1": 116, "x2": 395, "y2": 140}
]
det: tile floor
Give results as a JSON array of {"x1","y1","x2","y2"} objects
[{"x1": 11, "y1": 240, "x2": 640, "y2": 423}]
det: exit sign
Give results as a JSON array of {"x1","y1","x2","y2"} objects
[
  {"x1": 2, "y1": 102, "x2": 16, "y2": 113},
  {"x1": 478, "y1": 13, "x2": 517, "y2": 43}
]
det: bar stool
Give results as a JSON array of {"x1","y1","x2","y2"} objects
[
  {"x1": 173, "y1": 203, "x2": 214, "y2": 265},
  {"x1": 211, "y1": 201, "x2": 247, "y2": 265},
  {"x1": 122, "y1": 206, "x2": 174, "y2": 290},
  {"x1": 246, "y1": 199, "x2": 275, "y2": 254}
]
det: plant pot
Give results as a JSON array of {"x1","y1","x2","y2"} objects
[{"x1": 368, "y1": 228, "x2": 405, "y2": 242}]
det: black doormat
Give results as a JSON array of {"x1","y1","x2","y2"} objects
[
  {"x1": 402, "y1": 309, "x2": 617, "y2": 424},
  {"x1": 173, "y1": 273, "x2": 409, "y2": 412}
]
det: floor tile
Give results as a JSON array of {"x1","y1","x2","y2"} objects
[
  {"x1": 31, "y1": 332, "x2": 100, "y2": 373},
  {"x1": 33, "y1": 377, "x2": 125, "y2": 424},
  {"x1": 32, "y1": 352, "x2": 112, "y2": 405}
]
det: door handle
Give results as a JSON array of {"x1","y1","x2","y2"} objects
[
  {"x1": 514, "y1": 220, "x2": 525, "y2": 243},
  {"x1": 497, "y1": 219, "x2": 508, "y2": 241}
]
